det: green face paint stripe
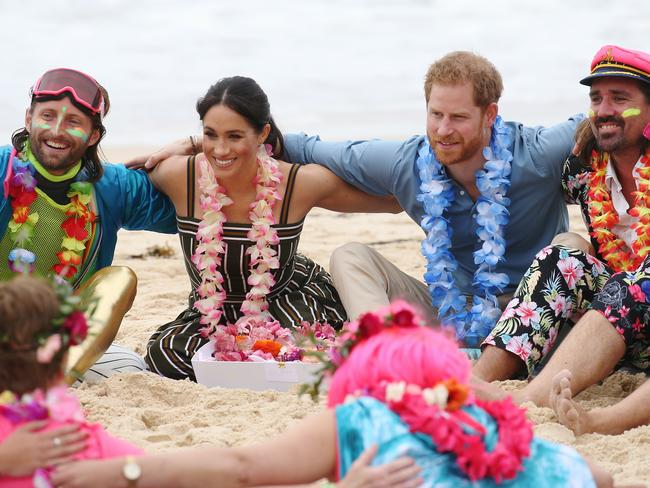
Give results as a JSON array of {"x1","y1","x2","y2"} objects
[
  {"x1": 32, "y1": 120, "x2": 51, "y2": 130},
  {"x1": 66, "y1": 128, "x2": 89, "y2": 142},
  {"x1": 622, "y1": 108, "x2": 641, "y2": 118}
]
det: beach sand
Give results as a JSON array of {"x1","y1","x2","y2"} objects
[{"x1": 75, "y1": 147, "x2": 650, "y2": 485}]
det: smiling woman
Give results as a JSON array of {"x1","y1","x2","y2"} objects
[{"x1": 143, "y1": 76, "x2": 402, "y2": 381}]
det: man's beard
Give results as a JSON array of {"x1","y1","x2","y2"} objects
[
  {"x1": 592, "y1": 115, "x2": 627, "y2": 152},
  {"x1": 430, "y1": 131, "x2": 484, "y2": 166},
  {"x1": 29, "y1": 135, "x2": 87, "y2": 174}
]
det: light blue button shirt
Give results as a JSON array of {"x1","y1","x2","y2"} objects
[{"x1": 283, "y1": 115, "x2": 584, "y2": 294}]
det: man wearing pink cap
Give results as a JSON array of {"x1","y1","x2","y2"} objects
[{"x1": 475, "y1": 45, "x2": 650, "y2": 435}]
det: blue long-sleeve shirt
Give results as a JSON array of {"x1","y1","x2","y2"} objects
[{"x1": 283, "y1": 116, "x2": 583, "y2": 293}]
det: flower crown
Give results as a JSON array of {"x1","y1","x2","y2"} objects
[
  {"x1": 299, "y1": 301, "x2": 422, "y2": 399},
  {"x1": 1, "y1": 250, "x2": 94, "y2": 364}
]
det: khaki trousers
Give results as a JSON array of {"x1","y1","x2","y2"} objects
[
  {"x1": 329, "y1": 242, "x2": 513, "y2": 321},
  {"x1": 329, "y1": 242, "x2": 438, "y2": 321}
]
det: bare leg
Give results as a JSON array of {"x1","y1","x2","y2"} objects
[
  {"x1": 513, "y1": 310, "x2": 625, "y2": 406},
  {"x1": 329, "y1": 242, "x2": 436, "y2": 321},
  {"x1": 473, "y1": 345, "x2": 526, "y2": 381}
]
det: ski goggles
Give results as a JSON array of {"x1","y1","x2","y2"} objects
[{"x1": 31, "y1": 68, "x2": 106, "y2": 118}]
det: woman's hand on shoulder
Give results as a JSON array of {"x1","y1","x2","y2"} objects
[
  {"x1": 125, "y1": 136, "x2": 200, "y2": 170},
  {"x1": 296, "y1": 164, "x2": 402, "y2": 215},
  {"x1": 336, "y1": 445, "x2": 422, "y2": 488}
]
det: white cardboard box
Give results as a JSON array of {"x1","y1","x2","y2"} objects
[{"x1": 191, "y1": 341, "x2": 321, "y2": 392}]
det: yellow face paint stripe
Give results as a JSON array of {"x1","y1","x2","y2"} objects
[{"x1": 622, "y1": 108, "x2": 641, "y2": 118}]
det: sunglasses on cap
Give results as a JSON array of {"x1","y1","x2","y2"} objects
[{"x1": 31, "y1": 68, "x2": 106, "y2": 118}]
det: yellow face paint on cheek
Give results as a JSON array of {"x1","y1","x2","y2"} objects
[
  {"x1": 588, "y1": 109, "x2": 595, "y2": 118},
  {"x1": 622, "y1": 108, "x2": 641, "y2": 118}
]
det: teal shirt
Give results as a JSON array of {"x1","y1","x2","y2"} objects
[
  {"x1": 336, "y1": 397, "x2": 595, "y2": 487},
  {"x1": 0, "y1": 145, "x2": 177, "y2": 285},
  {"x1": 283, "y1": 116, "x2": 583, "y2": 293}
]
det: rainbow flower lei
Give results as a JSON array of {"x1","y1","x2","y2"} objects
[
  {"x1": 7, "y1": 150, "x2": 96, "y2": 280},
  {"x1": 417, "y1": 115, "x2": 513, "y2": 346},
  {"x1": 587, "y1": 148, "x2": 650, "y2": 272},
  {"x1": 192, "y1": 145, "x2": 334, "y2": 361}
]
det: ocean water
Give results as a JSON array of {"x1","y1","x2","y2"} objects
[{"x1": 0, "y1": 0, "x2": 647, "y2": 147}]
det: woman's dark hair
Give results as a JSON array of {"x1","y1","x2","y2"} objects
[
  {"x1": 10, "y1": 86, "x2": 110, "y2": 183},
  {"x1": 196, "y1": 76, "x2": 284, "y2": 157}
]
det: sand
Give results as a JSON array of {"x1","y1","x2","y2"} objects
[{"x1": 74, "y1": 147, "x2": 650, "y2": 485}]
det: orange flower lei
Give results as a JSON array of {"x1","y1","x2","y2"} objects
[
  {"x1": 587, "y1": 148, "x2": 650, "y2": 272},
  {"x1": 7, "y1": 157, "x2": 96, "y2": 280}
]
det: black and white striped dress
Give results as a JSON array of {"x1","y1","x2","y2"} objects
[{"x1": 145, "y1": 158, "x2": 347, "y2": 381}]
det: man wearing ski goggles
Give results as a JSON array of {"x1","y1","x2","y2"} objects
[
  {"x1": 0, "y1": 68, "x2": 177, "y2": 375},
  {"x1": 0, "y1": 66, "x2": 178, "y2": 477}
]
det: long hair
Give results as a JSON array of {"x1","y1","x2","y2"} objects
[
  {"x1": 0, "y1": 276, "x2": 64, "y2": 395},
  {"x1": 11, "y1": 88, "x2": 111, "y2": 183},
  {"x1": 196, "y1": 76, "x2": 284, "y2": 157}
]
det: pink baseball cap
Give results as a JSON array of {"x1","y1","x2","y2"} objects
[{"x1": 580, "y1": 45, "x2": 650, "y2": 86}]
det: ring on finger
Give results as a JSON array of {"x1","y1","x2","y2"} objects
[{"x1": 53, "y1": 436, "x2": 62, "y2": 447}]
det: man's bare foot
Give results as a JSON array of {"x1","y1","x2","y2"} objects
[{"x1": 550, "y1": 369, "x2": 594, "y2": 436}]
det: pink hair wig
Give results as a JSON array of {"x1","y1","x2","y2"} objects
[{"x1": 327, "y1": 326, "x2": 472, "y2": 408}]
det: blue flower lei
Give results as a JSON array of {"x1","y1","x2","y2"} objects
[{"x1": 416, "y1": 115, "x2": 513, "y2": 347}]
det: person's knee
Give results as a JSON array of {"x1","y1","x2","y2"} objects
[
  {"x1": 551, "y1": 232, "x2": 594, "y2": 254},
  {"x1": 329, "y1": 242, "x2": 374, "y2": 276}
]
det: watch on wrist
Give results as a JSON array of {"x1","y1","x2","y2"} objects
[{"x1": 122, "y1": 456, "x2": 142, "y2": 487}]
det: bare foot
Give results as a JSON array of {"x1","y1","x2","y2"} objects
[
  {"x1": 470, "y1": 374, "x2": 510, "y2": 401},
  {"x1": 550, "y1": 369, "x2": 593, "y2": 436}
]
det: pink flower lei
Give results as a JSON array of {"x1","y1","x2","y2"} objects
[
  {"x1": 191, "y1": 145, "x2": 284, "y2": 338},
  {"x1": 387, "y1": 387, "x2": 533, "y2": 483}
]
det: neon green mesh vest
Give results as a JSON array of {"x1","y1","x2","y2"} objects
[{"x1": 0, "y1": 156, "x2": 97, "y2": 285}]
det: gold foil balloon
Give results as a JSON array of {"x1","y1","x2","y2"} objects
[{"x1": 65, "y1": 266, "x2": 137, "y2": 384}]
